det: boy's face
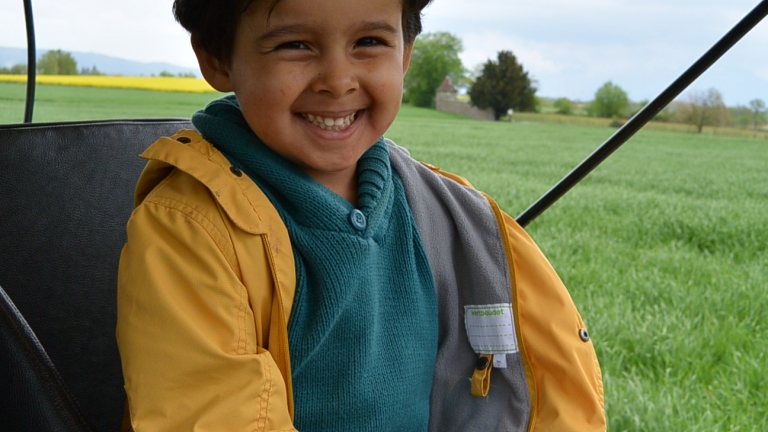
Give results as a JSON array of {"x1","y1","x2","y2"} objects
[{"x1": 198, "y1": 0, "x2": 412, "y2": 193}]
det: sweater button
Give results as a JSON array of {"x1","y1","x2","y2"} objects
[
  {"x1": 348, "y1": 209, "x2": 367, "y2": 231},
  {"x1": 176, "y1": 136, "x2": 191, "y2": 144},
  {"x1": 230, "y1": 166, "x2": 243, "y2": 177}
]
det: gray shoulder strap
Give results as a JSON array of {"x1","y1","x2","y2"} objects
[{"x1": 388, "y1": 140, "x2": 531, "y2": 432}]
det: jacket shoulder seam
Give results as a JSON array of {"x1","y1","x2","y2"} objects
[{"x1": 141, "y1": 195, "x2": 239, "y2": 275}]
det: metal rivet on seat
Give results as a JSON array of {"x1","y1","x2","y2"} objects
[
  {"x1": 579, "y1": 328, "x2": 590, "y2": 342},
  {"x1": 230, "y1": 166, "x2": 243, "y2": 177},
  {"x1": 176, "y1": 136, "x2": 191, "y2": 144},
  {"x1": 475, "y1": 356, "x2": 490, "y2": 371}
]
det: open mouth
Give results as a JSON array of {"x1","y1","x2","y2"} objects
[{"x1": 299, "y1": 111, "x2": 359, "y2": 132}]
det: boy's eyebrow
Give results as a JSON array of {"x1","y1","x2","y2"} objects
[
  {"x1": 259, "y1": 20, "x2": 399, "y2": 42},
  {"x1": 259, "y1": 23, "x2": 312, "y2": 43},
  {"x1": 355, "y1": 21, "x2": 399, "y2": 36}
]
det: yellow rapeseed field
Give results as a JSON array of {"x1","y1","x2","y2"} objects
[{"x1": 0, "y1": 75, "x2": 216, "y2": 93}]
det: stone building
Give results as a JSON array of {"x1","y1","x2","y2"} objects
[{"x1": 434, "y1": 77, "x2": 494, "y2": 121}]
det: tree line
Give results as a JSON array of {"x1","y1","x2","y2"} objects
[
  {"x1": 575, "y1": 82, "x2": 766, "y2": 132},
  {"x1": 0, "y1": 49, "x2": 196, "y2": 78},
  {"x1": 0, "y1": 50, "x2": 102, "y2": 76},
  {"x1": 403, "y1": 32, "x2": 768, "y2": 131}
]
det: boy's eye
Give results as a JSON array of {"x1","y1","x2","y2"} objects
[
  {"x1": 355, "y1": 37, "x2": 386, "y2": 48},
  {"x1": 276, "y1": 41, "x2": 308, "y2": 50}
]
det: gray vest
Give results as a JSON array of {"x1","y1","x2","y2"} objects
[{"x1": 388, "y1": 141, "x2": 531, "y2": 432}]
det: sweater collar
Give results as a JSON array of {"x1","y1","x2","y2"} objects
[{"x1": 191, "y1": 95, "x2": 393, "y2": 238}]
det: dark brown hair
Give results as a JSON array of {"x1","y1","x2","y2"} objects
[{"x1": 173, "y1": 0, "x2": 433, "y2": 64}]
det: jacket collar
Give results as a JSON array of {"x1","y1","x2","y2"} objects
[{"x1": 136, "y1": 129, "x2": 279, "y2": 236}]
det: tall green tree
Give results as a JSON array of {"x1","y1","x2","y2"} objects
[
  {"x1": 404, "y1": 32, "x2": 464, "y2": 108},
  {"x1": 468, "y1": 50, "x2": 536, "y2": 120},
  {"x1": 588, "y1": 81, "x2": 629, "y2": 118},
  {"x1": 37, "y1": 50, "x2": 78, "y2": 75}
]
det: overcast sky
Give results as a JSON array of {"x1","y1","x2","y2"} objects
[{"x1": 2, "y1": 0, "x2": 767, "y2": 105}]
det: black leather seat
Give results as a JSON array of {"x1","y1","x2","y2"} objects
[
  {"x1": 0, "y1": 119, "x2": 193, "y2": 432},
  {"x1": 0, "y1": 283, "x2": 94, "y2": 431}
]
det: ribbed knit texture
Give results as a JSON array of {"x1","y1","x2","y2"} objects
[{"x1": 192, "y1": 96, "x2": 438, "y2": 432}]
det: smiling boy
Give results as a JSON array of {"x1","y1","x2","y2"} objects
[{"x1": 116, "y1": 0, "x2": 605, "y2": 431}]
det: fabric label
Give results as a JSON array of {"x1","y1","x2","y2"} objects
[
  {"x1": 464, "y1": 303, "x2": 519, "y2": 354},
  {"x1": 493, "y1": 354, "x2": 508, "y2": 369}
]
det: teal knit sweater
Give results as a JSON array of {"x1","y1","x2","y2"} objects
[{"x1": 192, "y1": 96, "x2": 438, "y2": 432}]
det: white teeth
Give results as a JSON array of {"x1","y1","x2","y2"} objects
[{"x1": 301, "y1": 112, "x2": 358, "y2": 131}]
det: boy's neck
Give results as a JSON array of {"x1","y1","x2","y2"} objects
[{"x1": 305, "y1": 167, "x2": 359, "y2": 207}]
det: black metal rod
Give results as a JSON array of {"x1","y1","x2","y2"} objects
[
  {"x1": 23, "y1": 0, "x2": 36, "y2": 123},
  {"x1": 515, "y1": 0, "x2": 768, "y2": 227}
]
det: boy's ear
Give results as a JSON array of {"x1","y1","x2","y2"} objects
[
  {"x1": 193, "y1": 40, "x2": 234, "y2": 93},
  {"x1": 402, "y1": 43, "x2": 414, "y2": 75}
]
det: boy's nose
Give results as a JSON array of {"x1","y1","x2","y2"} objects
[{"x1": 311, "y1": 53, "x2": 359, "y2": 98}]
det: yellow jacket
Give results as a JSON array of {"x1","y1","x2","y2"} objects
[{"x1": 117, "y1": 130, "x2": 605, "y2": 431}]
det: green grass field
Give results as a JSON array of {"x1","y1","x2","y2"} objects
[
  {"x1": 0, "y1": 82, "x2": 221, "y2": 123},
  {"x1": 3, "y1": 84, "x2": 767, "y2": 430}
]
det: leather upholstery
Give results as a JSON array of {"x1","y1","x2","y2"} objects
[
  {"x1": 0, "y1": 120, "x2": 193, "y2": 431},
  {"x1": 0, "y1": 283, "x2": 93, "y2": 432}
]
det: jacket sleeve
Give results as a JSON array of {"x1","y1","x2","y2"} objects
[
  {"x1": 502, "y1": 212, "x2": 606, "y2": 431},
  {"x1": 116, "y1": 195, "x2": 296, "y2": 432}
]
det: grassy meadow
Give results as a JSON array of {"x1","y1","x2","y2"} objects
[
  {"x1": 2, "y1": 84, "x2": 767, "y2": 430},
  {"x1": 0, "y1": 82, "x2": 220, "y2": 124}
]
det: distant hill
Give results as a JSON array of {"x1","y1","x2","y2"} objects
[{"x1": 0, "y1": 46, "x2": 199, "y2": 77}]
